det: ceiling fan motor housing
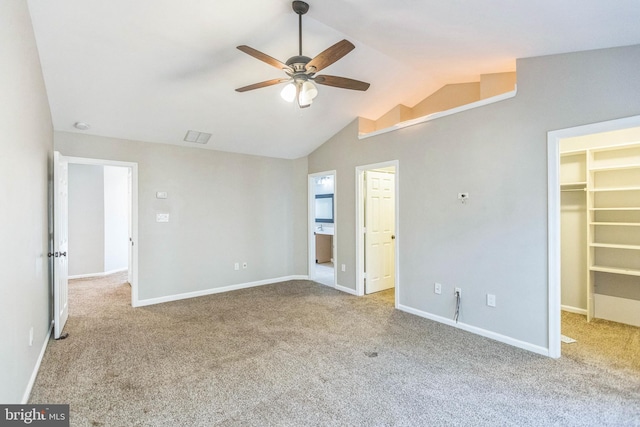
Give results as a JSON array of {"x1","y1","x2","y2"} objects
[{"x1": 286, "y1": 55, "x2": 312, "y2": 73}]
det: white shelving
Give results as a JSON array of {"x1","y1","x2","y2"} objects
[
  {"x1": 586, "y1": 143, "x2": 640, "y2": 323},
  {"x1": 590, "y1": 222, "x2": 640, "y2": 226},
  {"x1": 589, "y1": 243, "x2": 640, "y2": 250},
  {"x1": 590, "y1": 266, "x2": 640, "y2": 277},
  {"x1": 590, "y1": 186, "x2": 640, "y2": 192}
]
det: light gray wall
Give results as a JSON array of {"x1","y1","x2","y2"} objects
[
  {"x1": 68, "y1": 164, "x2": 104, "y2": 276},
  {"x1": 307, "y1": 45, "x2": 640, "y2": 349},
  {"x1": 54, "y1": 132, "x2": 308, "y2": 301},
  {"x1": 0, "y1": 1, "x2": 53, "y2": 403}
]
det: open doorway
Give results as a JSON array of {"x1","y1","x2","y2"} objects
[
  {"x1": 308, "y1": 171, "x2": 336, "y2": 287},
  {"x1": 65, "y1": 156, "x2": 139, "y2": 306},
  {"x1": 356, "y1": 161, "x2": 399, "y2": 306},
  {"x1": 68, "y1": 164, "x2": 129, "y2": 280},
  {"x1": 548, "y1": 115, "x2": 640, "y2": 362}
]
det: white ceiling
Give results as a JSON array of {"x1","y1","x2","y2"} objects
[{"x1": 27, "y1": 0, "x2": 640, "y2": 159}]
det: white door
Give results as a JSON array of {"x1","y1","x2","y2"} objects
[
  {"x1": 53, "y1": 151, "x2": 69, "y2": 339},
  {"x1": 127, "y1": 168, "x2": 133, "y2": 285},
  {"x1": 365, "y1": 171, "x2": 395, "y2": 294}
]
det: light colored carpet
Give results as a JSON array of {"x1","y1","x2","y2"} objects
[
  {"x1": 29, "y1": 273, "x2": 640, "y2": 426},
  {"x1": 561, "y1": 310, "x2": 640, "y2": 373}
]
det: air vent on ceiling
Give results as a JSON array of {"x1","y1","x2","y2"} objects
[{"x1": 184, "y1": 130, "x2": 211, "y2": 144}]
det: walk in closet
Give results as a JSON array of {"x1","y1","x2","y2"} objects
[{"x1": 560, "y1": 141, "x2": 640, "y2": 327}]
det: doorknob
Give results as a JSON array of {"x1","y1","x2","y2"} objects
[{"x1": 391, "y1": 235, "x2": 396, "y2": 240}]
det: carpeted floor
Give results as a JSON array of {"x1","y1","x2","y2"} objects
[
  {"x1": 29, "y1": 273, "x2": 640, "y2": 426},
  {"x1": 562, "y1": 310, "x2": 640, "y2": 374}
]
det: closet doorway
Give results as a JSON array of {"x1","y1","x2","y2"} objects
[
  {"x1": 65, "y1": 156, "x2": 139, "y2": 306},
  {"x1": 548, "y1": 115, "x2": 640, "y2": 362},
  {"x1": 308, "y1": 171, "x2": 336, "y2": 287},
  {"x1": 356, "y1": 161, "x2": 399, "y2": 304}
]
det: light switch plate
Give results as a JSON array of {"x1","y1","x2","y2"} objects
[
  {"x1": 156, "y1": 213, "x2": 169, "y2": 222},
  {"x1": 487, "y1": 294, "x2": 496, "y2": 307}
]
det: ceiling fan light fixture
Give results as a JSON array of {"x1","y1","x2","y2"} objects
[
  {"x1": 301, "y1": 80, "x2": 318, "y2": 100},
  {"x1": 280, "y1": 82, "x2": 297, "y2": 102},
  {"x1": 298, "y1": 80, "x2": 317, "y2": 107}
]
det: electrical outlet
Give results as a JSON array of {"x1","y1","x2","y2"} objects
[
  {"x1": 487, "y1": 294, "x2": 496, "y2": 307},
  {"x1": 341, "y1": 264, "x2": 346, "y2": 272},
  {"x1": 434, "y1": 283, "x2": 442, "y2": 294},
  {"x1": 455, "y1": 287, "x2": 462, "y2": 296},
  {"x1": 242, "y1": 262, "x2": 248, "y2": 269},
  {"x1": 234, "y1": 262, "x2": 239, "y2": 271}
]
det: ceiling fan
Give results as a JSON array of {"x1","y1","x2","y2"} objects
[{"x1": 235, "y1": 1, "x2": 370, "y2": 108}]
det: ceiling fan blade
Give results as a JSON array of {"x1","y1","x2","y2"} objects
[
  {"x1": 237, "y1": 45, "x2": 293, "y2": 72},
  {"x1": 314, "y1": 75, "x2": 370, "y2": 91},
  {"x1": 235, "y1": 78, "x2": 289, "y2": 93},
  {"x1": 306, "y1": 40, "x2": 355, "y2": 73}
]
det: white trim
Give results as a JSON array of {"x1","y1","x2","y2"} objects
[
  {"x1": 561, "y1": 305, "x2": 587, "y2": 316},
  {"x1": 63, "y1": 155, "x2": 139, "y2": 307},
  {"x1": 355, "y1": 161, "x2": 400, "y2": 307},
  {"x1": 547, "y1": 133, "x2": 562, "y2": 359},
  {"x1": 68, "y1": 268, "x2": 127, "y2": 280},
  {"x1": 135, "y1": 275, "x2": 308, "y2": 307},
  {"x1": 21, "y1": 321, "x2": 53, "y2": 404},
  {"x1": 398, "y1": 304, "x2": 549, "y2": 357},
  {"x1": 547, "y1": 114, "x2": 640, "y2": 359},
  {"x1": 594, "y1": 294, "x2": 640, "y2": 327},
  {"x1": 358, "y1": 88, "x2": 517, "y2": 140},
  {"x1": 308, "y1": 171, "x2": 337, "y2": 286},
  {"x1": 335, "y1": 284, "x2": 357, "y2": 295}
]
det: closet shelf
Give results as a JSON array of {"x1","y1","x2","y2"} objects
[
  {"x1": 589, "y1": 207, "x2": 640, "y2": 211},
  {"x1": 590, "y1": 222, "x2": 640, "y2": 227},
  {"x1": 590, "y1": 163, "x2": 640, "y2": 172},
  {"x1": 590, "y1": 265, "x2": 640, "y2": 277},
  {"x1": 589, "y1": 186, "x2": 640, "y2": 192},
  {"x1": 590, "y1": 243, "x2": 640, "y2": 250},
  {"x1": 560, "y1": 149, "x2": 587, "y2": 156},
  {"x1": 561, "y1": 181, "x2": 586, "y2": 188}
]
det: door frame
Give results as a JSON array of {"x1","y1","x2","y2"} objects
[
  {"x1": 547, "y1": 114, "x2": 640, "y2": 358},
  {"x1": 355, "y1": 160, "x2": 399, "y2": 304},
  {"x1": 65, "y1": 156, "x2": 140, "y2": 307},
  {"x1": 308, "y1": 170, "x2": 337, "y2": 286}
]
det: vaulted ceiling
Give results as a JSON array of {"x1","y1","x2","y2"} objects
[{"x1": 27, "y1": 0, "x2": 640, "y2": 159}]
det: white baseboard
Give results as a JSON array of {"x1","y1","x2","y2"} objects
[
  {"x1": 135, "y1": 275, "x2": 309, "y2": 307},
  {"x1": 561, "y1": 305, "x2": 587, "y2": 315},
  {"x1": 594, "y1": 294, "x2": 640, "y2": 327},
  {"x1": 397, "y1": 304, "x2": 549, "y2": 357},
  {"x1": 335, "y1": 284, "x2": 357, "y2": 295},
  {"x1": 21, "y1": 320, "x2": 53, "y2": 404},
  {"x1": 68, "y1": 268, "x2": 127, "y2": 280}
]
